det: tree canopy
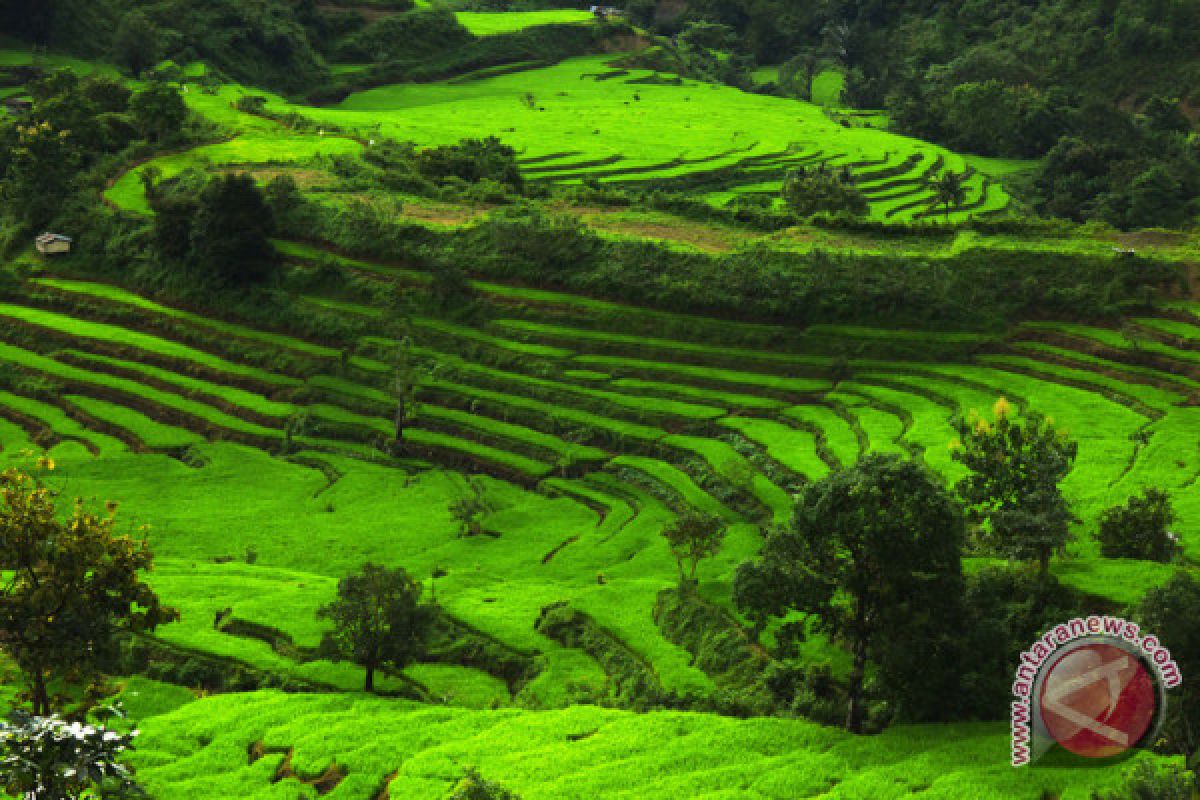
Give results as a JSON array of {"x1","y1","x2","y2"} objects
[
  {"x1": 0, "y1": 467, "x2": 178, "y2": 715},
  {"x1": 951, "y1": 399, "x2": 1077, "y2": 575},
  {"x1": 734, "y1": 453, "x2": 965, "y2": 732},
  {"x1": 318, "y1": 563, "x2": 436, "y2": 692}
]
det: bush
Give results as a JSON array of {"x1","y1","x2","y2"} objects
[
  {"x1": 1096, "y1": 488, "x2": 1179, "y2": 562},
  {"x1": 448, "y1": 768, "x2": 520, "y2": 800},
  {"x1": 414, "y1": 136, "x2": 523, "y2": 193},
  {"x1": 781, "y1": 165, "x2": 868, "y2": 217}
]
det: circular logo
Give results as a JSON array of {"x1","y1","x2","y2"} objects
[{"x1": 1038, "y1": 642, "x2": 1158, "y2": 758}]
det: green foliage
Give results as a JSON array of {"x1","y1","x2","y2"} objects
[
  {"x1": 129, "y1": 82, "x2": 187, "y2": 144},
  {"x1": 0, "y1": 468, "x2": 178, "y2": 715},
  {"x1": 952, "y1": 399, "x2": 1078, "y2": 574},
  {"x1": 111, "y1": 10, "x2": 161, "y2": 76},
  {"x1": 1097, "y1": 488, "x2": 1180, "y2": 562},
  {"x1": 153, "y1": 172, "x2": 278, "y2": 287},
  {"x1": 317, "y1": 563, "x2": 436, "y2": 692},
  {"x1": 928, "y1": 171, "x2": 969, "y2": 220},
  {"x1": 659, "y1": 510, "x2": 726, "y2": 582},
  {"x1": 733, "y1": 454, "x2": 965, "y2": 731},
  {"x1": 1091, "y1": 761, "x2": 1198, "y2": 800},
  {"x1": 0, "y1": 120, "x2": 80, "y2": 233},
  {"x1": 956, "y1": 567, "x2": 1080, "y2": 719},
  {"x1": 414, "y1": 136, "x2": 523, "y2": 193},
  {"x1": 1034, "y1": 129, "x2": 1200, "y2": 229},
  {"x1": 1, "y1": 709, "x2": 143, "y2": 799},
  {"x1": 781, "y1": 164, "x2": 867, "y2": 217},
  {"x1": 337, "y1": 9, "x2": 473, "y2": 63},
  {"x1": 1134, "y1": 571, "x2": 1200, "y2": 756},
  {"x1": 448, "y1": 767, "x2": 520, "y2": 800}
]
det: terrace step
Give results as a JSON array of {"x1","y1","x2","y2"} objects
[
  {"x1": 62, "y1": 394, "x2": 205, "y2": 452},
  {"x1": 403, "y1": 428, "x2": 554, "y2": 483},
  {"x1": 0, "y1": 342, "x2": 284, "y2": 450},
  {"x1": 781, "y1": 404, "x2": 861, "y2": 469},
  {"x1": 0, "y1": 303, "x2": 300, "y2": 393},
  {"x1": 0, "y1": 389, "x2": 126, "y2": 456},
  {"x1": 718, "y1": 417, "x2": 828, "y2": 481},
  {"x1": 609, "y1": 455, "x2": 737, "y2": 520}
]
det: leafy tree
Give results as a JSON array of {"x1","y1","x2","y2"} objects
[
  {"x1": 317, "y1": 563, "x2": 436, "y2": 693},
  {"x1": 129, "y1": 83, "x2": 187, "y2": 143},
  {"x1": 388, "y1": 334, "x2": 425, "y2": 455},
  {"x1": 955, "y1": 566, "x2": 1079, "y2": 719},
  {"x1": 660, "y1": 510, "x2": 726, "y2": 583},
  {"x1": 928, "y1": 170, "x2": 968, "y2": 220},
  {"x1": 112, "y1": 10, "x2": 161, "y2": 77},
  {"x1": 733, "y1": 454, "x2": 965, "y2": 732},
  {"x1": 1096, "y1": 488, "x2": 1179, "y2": 562},
  {"x1": 951, "y1": 398, "x2": 1077, "y2": 576},
  {"x1": 189, "y1": 172, "x2": 277, "y2": 286},
  {"x1": 781, "y1": 165, "x2": 868, "y2": 217},
  {"x1": 1134, "y1": 571, "x2": 1200, "y2": 756},
  {"x1": 0, "y1": 468, "x2": 178, "y2": 715},
  {"x1": 0, "y1": 709, "x2": 142, "y2": 799},
  {"x1": 0, "y1": 121, "x2": 80, "y2": 231}
]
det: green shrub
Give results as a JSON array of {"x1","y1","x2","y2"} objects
[
  {"x1": 781, "y1": 165, "x2": 868, "y2": 217},
  {"x1": 1096, "y1": 488, "x2": 1179, "y2": 562},
  {"x1": 414, "y1": 136, "x2": 523, "y2": 193},
  {"x1": 448, "y1": 768, "x2": 520, "y2": 800}
]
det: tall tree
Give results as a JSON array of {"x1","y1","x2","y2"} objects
[
  {"x1": 112, "y1": 10, "x2": 161, "y2": 77},
  {"x1": 317, "y1": 564, "x2": 435, "y2": 692},
  {"x1": 189, "y1": 172, "x2": 277, "y2": 286},
  {"x1": 0, "y1": 121, "x2": 80, "y2": 231},
  {"x1": 391, "y1": 334, "x2": 421, "y2": 455},
  {"x1": 0, "y1": 468, "x2": 178, "y2": 715},
  {"x1": 951, "y1": 398, "x2": 1077, "y2": 576},
  {"x1": 734, "y1": 454, "x2": 965, "y2": 732}
]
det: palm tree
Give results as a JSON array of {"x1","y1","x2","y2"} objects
[{"x1": 928, "y1": 171, "x2": 968, "y2": 221}]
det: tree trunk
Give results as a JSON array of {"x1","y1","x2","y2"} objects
[
  {"x1": 1037, "y1": 547, "x2": 1050, "y2": 579},
  {"x1": 31, "y1": 670, "x2": 49, "y2": 716},
  {"x1": 845, "y1": 599, "x2": 869, "y2": 734},
  {"x1": 364, "y1": 664, "x2": 375, "y2": 694}
]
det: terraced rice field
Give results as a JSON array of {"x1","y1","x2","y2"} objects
[
  {"x1": 118, "y1": 688, "x2": 1150, "y2": 800},
  {"x1": 7, "y1": 249, "x2": 1196, "y2": 598},
  {"x1": 0, "y1": 245, "x2": 1193, "y2": 794},
  {"x1": 96, "y1": 53, "x2": 1009, "y2": 223}
]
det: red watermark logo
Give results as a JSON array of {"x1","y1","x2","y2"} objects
[{"x1": 1011, "y1": 616, "x2": 1180, "y2": 766}]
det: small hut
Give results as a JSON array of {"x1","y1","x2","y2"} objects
[{"x1": 35, "y1": 233, "x2": 72, "y2": 256}]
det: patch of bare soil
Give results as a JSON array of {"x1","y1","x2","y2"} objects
[
  {"x1": 401, "y1": 202, "x2": 490, "y2": 227},
  {"x1": 248, "y1": 168, "x2": 337, "y2": 190},
  {"x1": 1115, "y1": 230, "x2": 1190, "y2": 248},
  {"x1": 564, "y1": 205, "x2": 741, "y2": 252}
]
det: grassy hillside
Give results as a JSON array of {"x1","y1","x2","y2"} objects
[
  {"x1": 119, "y1": 688, "x2": 1160, "y2": 799},
  {"x1": 50, "y1": 43, "x2": 1013, "y2": 225},
  {"x1": 0, "y1": 31, "x2": 1196, "y2": 800}
]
